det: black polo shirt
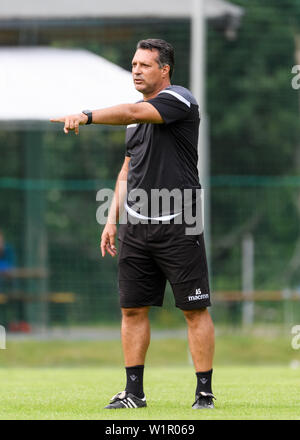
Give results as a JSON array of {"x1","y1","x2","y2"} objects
[{"x1": 125, "y1": 85, "x2": 200, "y2": 218}]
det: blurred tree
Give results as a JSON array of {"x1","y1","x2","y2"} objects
[
  {"x1": 1, "y1": 1, "x2": 300, "y2": 325},
  {"x1": 208, "y1": 0, "x2": 300, "y2": 289}
]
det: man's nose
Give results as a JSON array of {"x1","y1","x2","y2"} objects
[{"x1": 133, "y1": 65, "x2": 141, "y2": 75}]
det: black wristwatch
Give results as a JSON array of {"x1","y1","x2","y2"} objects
[{"x1": 82, "y1": 110, "x2": 93, "y2": 125}]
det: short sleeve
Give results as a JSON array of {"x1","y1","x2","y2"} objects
[{"x1": 147, "y1": 91, "x2": 192, "y2": 124}]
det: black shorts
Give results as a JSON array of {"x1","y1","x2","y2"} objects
[{"x1": 117, "y1": 218, "x2": 211, "y2": 310}]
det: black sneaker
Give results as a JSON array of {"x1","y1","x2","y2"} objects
[
  {"x1": 192, "y1": 392, "x2": 215, "y2": 409},
  {"x1": 104, "y1": 391, "x2": 147, "y2": 409}
]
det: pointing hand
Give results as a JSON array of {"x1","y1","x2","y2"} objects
[{"x1": 50, "y1": 113, "x2": 88, "y2": 135}]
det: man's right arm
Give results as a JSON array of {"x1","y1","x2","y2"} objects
[
  {"x1": 50, "y1": 102, "x2": 163, "y2": 135},
  {"x1": 100, "y1": 156, "x2": 130, "y2": 257}
]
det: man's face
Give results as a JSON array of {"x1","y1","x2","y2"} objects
[{"x1": 131, "y1": 49, "x2": 168, "y2": 96}]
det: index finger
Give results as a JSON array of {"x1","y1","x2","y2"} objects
[{"x1": 50, "y1": 117, "x2": 65, "y2": 123}]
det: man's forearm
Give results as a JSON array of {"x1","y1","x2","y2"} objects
[
  {"x1": 91, "y1": 104, "x2": 137, "y2": 126},
  {"x1": 107, "y1": 172, "x2": 128, "y2": 224},
  {"x1": 50, "y1": 101, "x2": 163, "y2": 134}
]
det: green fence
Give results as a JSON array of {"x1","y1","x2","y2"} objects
[
  {"x1": 1, "y1": 126, "x2": 300, "y2": 328},
  {"x1": 1, "y1": 0, "x2": 300, "y2": 329}
]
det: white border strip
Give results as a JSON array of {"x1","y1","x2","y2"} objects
[
  {"x1": 125, "y1": 202, "x2": 181, "y2": 221},
  {"x1": 158, "y1": 90, "x2": 191, "y2": 107}
]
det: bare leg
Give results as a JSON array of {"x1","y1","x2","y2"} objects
[
  {"x1": 121, "y1": 306, "x2": 151, "y2": 366},
  {"x1": 183, "y1": 308, "x2": 215, "y2": 371}
]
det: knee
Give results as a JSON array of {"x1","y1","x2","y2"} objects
[
  {"x1": 183, "y1": 308, "x2": 207, "y2": 325},
  {"x1": 122, "y1": 306, "x2": 149, "y2": 320}
]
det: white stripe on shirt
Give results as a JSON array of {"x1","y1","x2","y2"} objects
[
  {"x1": 125, "y1": 202, "x2": 182, "y2": 222},
  {"x1": 158, "y1": 89, "x2": 191, "y2": 107}
]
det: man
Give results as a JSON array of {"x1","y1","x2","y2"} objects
[
  {"x1": 0, "y1": 230, "x2": 15, "y2": 274},
  {"x1": 51, "y1": 39, "x2": 215, "y2": 410},
  {"x1": 0, "y1": 229, "x2": 15, "y2": 326}
]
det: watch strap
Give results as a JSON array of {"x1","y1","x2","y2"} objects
[{"x1": 82, "y1": 110, "x2": 93, "y2": 125}]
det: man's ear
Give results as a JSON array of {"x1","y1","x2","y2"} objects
[{"x1": 162, "y1": 64, "x2": 171, "y2": 78}]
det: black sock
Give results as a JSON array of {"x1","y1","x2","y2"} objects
[
  {"x1": 125, "y1": 365, "x2": 144, "y2": 398},
  {"x1": 196, "y1": 369, "x2": 213, "y2": 395}
]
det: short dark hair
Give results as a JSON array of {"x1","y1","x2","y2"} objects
[{"x1": 136, "y1": 39, "x2": 175, "y2": 79}]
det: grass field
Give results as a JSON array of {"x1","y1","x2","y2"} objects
[
  {"x1": 1, "y1": 329, "x2": 300, "y2": 420},
  {"x1": 2, "y1": 327, "x2": 299, "y2": 367},
  {"x1": 0, "y1": 366, "x2": 300, "y2": 420}
]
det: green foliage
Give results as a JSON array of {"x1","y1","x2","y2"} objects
[
  {"x1": 208, "y1": 0, "x2": 300, "y2": 291},
  {"x1": 1, "y1": 1, "x2": 300, "y2": 325}
]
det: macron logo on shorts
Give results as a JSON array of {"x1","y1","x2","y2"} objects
[{"x1": 188, "y1": 288, "x2": 209, "y2": 302}]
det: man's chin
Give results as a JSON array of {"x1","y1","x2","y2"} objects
[{"x1": 134, "y1": 83, "x2": 147, "y2": 93}]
